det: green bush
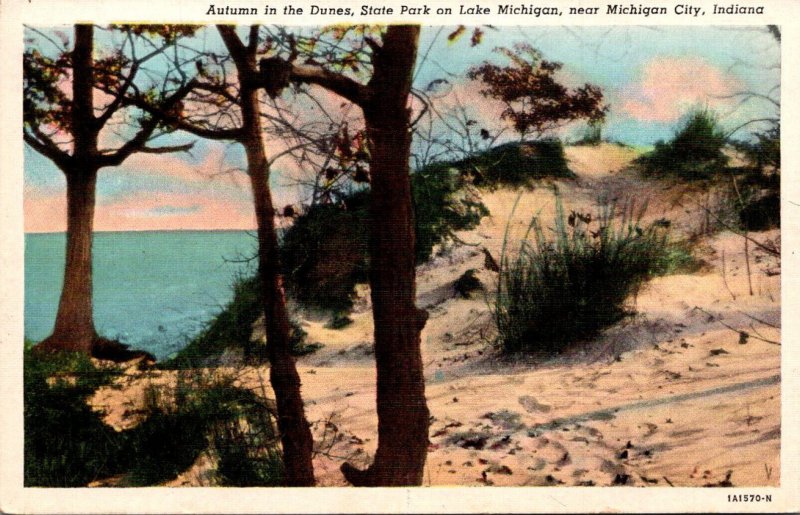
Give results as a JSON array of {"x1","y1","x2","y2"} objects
[
  {"x1": 635, "y1": 109, "x2": 729, "y2": 180},
  {"x1": 123, "y1": 374, "x2": 283, "y2": 487},
  {"x1": 494, "y1": 196, "x2": 684, "y2": 354},
  {"x1": 453, "y1": 269, "x2": 483, "y2": 298},
  {"x1": 281, "y1": 190, "x2": 371, "y2": 313},
  {"x1": 166, "y1": 273, "x2": 312, "y2": 368},
  {"x1": 456, "y1": 139, "x2": 574, "y2": 188},
  {"x1": 24, "y1": 349, "x2": 125, "y2": 486},
  {"x1": 281, "y1": 164, "x2": 489, "y2": 312},
  {"x1": 25, "y1": 347, "x2": 284, "y2": 487}
]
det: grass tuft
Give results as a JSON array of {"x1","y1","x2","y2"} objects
[{"x1": 494, "y1": 194, "x2": 690, "y2": 354}]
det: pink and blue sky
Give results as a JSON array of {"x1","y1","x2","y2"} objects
[{"x1": 24, "y1": 25, "x2": 780, "y2": 233}]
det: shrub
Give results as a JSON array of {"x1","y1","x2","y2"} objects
[
  {"x1": 635, "y1": 109, "x2": 729, "y2": 180},
  {"x1": 123, "y1": 374, "x2": 283, "y2": 487},
  {"x1": 456, "y1": 139, "x2": 574, "y2": 188},
  {"x1": 453, "y1": 269, "x2": 483, "y2": 298},
  {"x1": 24, "y1": 349, "x2": 125, "y2": 486},
  {"x1": 24, "y1": 348, "x2": 283, "y2": 486},
  {"x1": 281, "y1": 164, "x2": 489, "y2": 312},
  {"x1": 494, "y1": 196, "x2": 681, "y2": 354},
  {"x1": 412, "y1": 164, "x2": 490, "y2": 262},
  {"x1": 325, "y1": 312, "x2": 354, "y2": 330},
  {"x1": 166, "y1": 273, "x2": 312, "y2": 368},
  {"x1": 280, "y1": 190, "x2": 371, "y2": 313}
]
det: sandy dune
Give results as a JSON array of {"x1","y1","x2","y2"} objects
[{"x1": 90, "y1": 143, "x2": 781, "y2": 487}]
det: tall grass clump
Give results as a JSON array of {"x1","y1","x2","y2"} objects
[
  {"x1": 635, "y1": 109, "x2": 729, "y2": 180},
  {"x1": 495, "y1": 196, "x2": 678, "y2": 354},
  {"x1": 123, "y1": 373, "x2": 283, "y2": 486},
  {"x1": 24, "y1": 347, "x2": 124, "y2": 486}
]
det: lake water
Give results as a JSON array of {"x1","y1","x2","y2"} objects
[{"x1": 25, "y1": 231, "x2": 258, "y2": 360}]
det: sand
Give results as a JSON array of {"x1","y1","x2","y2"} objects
[{"x1": 89, "y1": 143, "x2": 781, "y2": 487}]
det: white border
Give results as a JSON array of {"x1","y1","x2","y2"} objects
[{"x1": 1, "y1": 0, "x2": 798, "y2": 512}]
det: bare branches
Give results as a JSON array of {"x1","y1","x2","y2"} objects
[{"x1": 98, "y1": 78, "x2": 198, "y2": 167}]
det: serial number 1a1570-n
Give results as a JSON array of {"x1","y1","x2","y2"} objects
[{"x1": 728, "y1": 494, "x2": 772, "y2": 502}]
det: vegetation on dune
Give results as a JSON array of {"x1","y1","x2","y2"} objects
[
  {"x1": 636, "y1": 110, "x2": 780, "y2": 233},
  {"x1": 443, "y1": 139, "x2": 574, "y2": 189},
  {"x1": 635, "y1": 109, "x2": 729, "y2": 181},
  {"x1": 281, "y1": 163, "x2": 490, "y2": 313},
  {"x1": 24, "y1": 347, "x2": 124, "y2": 486},
  {"x1": 24, "y1": 348, "x2": 283, "y2": 487},
  {"x1": 494, "y1": 195, "x2": 696, "y2": 355},
  {"x1": 164, "y1": 273, "x2": 314, "y2": 369}
]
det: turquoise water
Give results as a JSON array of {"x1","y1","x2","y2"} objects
[{"x1": 25, "y1": 231, "x2": 257, "y2": 360}]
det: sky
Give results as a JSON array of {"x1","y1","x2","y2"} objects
[{"x1": 24, "y1": 25, "x2": 780, "y2": 233}]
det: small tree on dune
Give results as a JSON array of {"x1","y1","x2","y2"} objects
[{"x1": 468, "y1": 43, "x2": 607, "y2": 141}]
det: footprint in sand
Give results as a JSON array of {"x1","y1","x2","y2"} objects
[{"x1": 519, "y1": 395, "x2": 552, "y2": 413}]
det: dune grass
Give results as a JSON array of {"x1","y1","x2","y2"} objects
[
  {"x1": 24, "y1": 347, "x2": 282, "y2": 487},
  {"x1": 494, "y1": 194, "x2": 694, "y2": 355}
]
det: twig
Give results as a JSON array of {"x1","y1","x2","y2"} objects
[
  {"x1": 744, "y1": 235, "x2": 754, "y2": 296},
  {"x1": 690, "y1": 199, "x2": 780, "y2": 257},
  {"x1": 692, "y1": 306, "x2": 780, "y2": 345},
  {"x1": 721, "y1": 250, "x2": 736, "y2": 301},
  {"x1": 738, "y1": 310, "x2": 780, "y2": 328},
  {"x1": 663, "y1": 476, "x2": 675, "y2": 487}
]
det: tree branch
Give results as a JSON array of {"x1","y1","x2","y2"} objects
[
  {"x1": 98, "y1": 79, "x2": 198, "y2": 167},
  {"x1": 139, "y1": 142, "x2": 195, "y2": 154},
  {"x1": 23, "y1": 127, "x2": 71, "y2": 170},
  {"x1": 288, "y1": 63, "x2": 370, "y2": 106}
]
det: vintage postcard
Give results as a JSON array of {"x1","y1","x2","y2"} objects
[{"x1": 1, "y1": 0, "x2": 798, "y2": 512}]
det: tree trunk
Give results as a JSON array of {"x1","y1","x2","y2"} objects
[
  {"x1": 36, "y1": 170, "x2": 98, "y2": 354},
  {"x1": 341, "y1": 25, "x2": 430, "y2": 487},
  {"x1": 35, "y1": 24, "x2": 99, "y2": 355},
  {"x1": 240, "y1": 86, "x2": 316, "y2": 486}
]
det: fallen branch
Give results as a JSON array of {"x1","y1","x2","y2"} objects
[
  {"x1": 688, "y1": 199, "x2": 780, "y2": 257},
  {"x1": 692, "y1": 306, "x2": 780, "y2": 346}
]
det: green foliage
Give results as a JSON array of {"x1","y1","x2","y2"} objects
[
  {"x1": 24, "y1": 350, "x2": 124, "y2": 486},
  {"x1": 635, "y1": 109, "x2": 729, "y2": 180},
  {"x1": 281, "y1": 190, "x2": 371, "y2": 313},
  {"x1": 25, "y1": 349, "x2": 283, "y2": 487},
  {"x1": 281, "y1": 164, "x2": 490, "y2": 312},
  {"x1": 165, "y1": 273, "x2": 313, "y2": 368},
  {"x1": 412, "y1": 164, "x2": 490, "y2": 262},
  {"x1": 166, "y1": 274, "x2": 262, "y2": 368},
  {"x1": 731, "y1": 124, "x2": 780, "y2": 231},
  {"x1": 123, "y1": 374, "x2": 282, "y2": 487},
  {"x1": 494, "y1": 196, "x2": 687, "y2": 354},
  {"x1": 456, "y1": 139, "x2": 574, "y2": 188},
  {"x1": 325, "y1": 312, "x2": 354, "y2": 330}
]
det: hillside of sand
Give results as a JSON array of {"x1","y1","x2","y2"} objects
[{"x1": 90, "y1": 143, "x2": 781, "y2": 487}]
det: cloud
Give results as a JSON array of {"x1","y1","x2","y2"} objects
[
  {"x1": 619, "y1": 57, "x2": 741, "y2": 123},
  {"x1": 24, "y1": 185, "x2": 257, "y2": 233}
]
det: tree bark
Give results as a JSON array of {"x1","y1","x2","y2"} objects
[
  {"x1": 220, "y1": 24, "x2": 316, "y2": 486},
  {"x1": 341, "y1": 25, "x2": 430, "y2": 487},
  {"x1": 36, "y1": 170, "x2": 98, "y2": 354},
  {"x1": 35, "y1": 24, "x2": 99, "y2": 355}
]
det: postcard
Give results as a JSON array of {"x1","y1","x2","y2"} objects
[{"x1": 1, "y1": 0, "x2": 798, "y2": 512}]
